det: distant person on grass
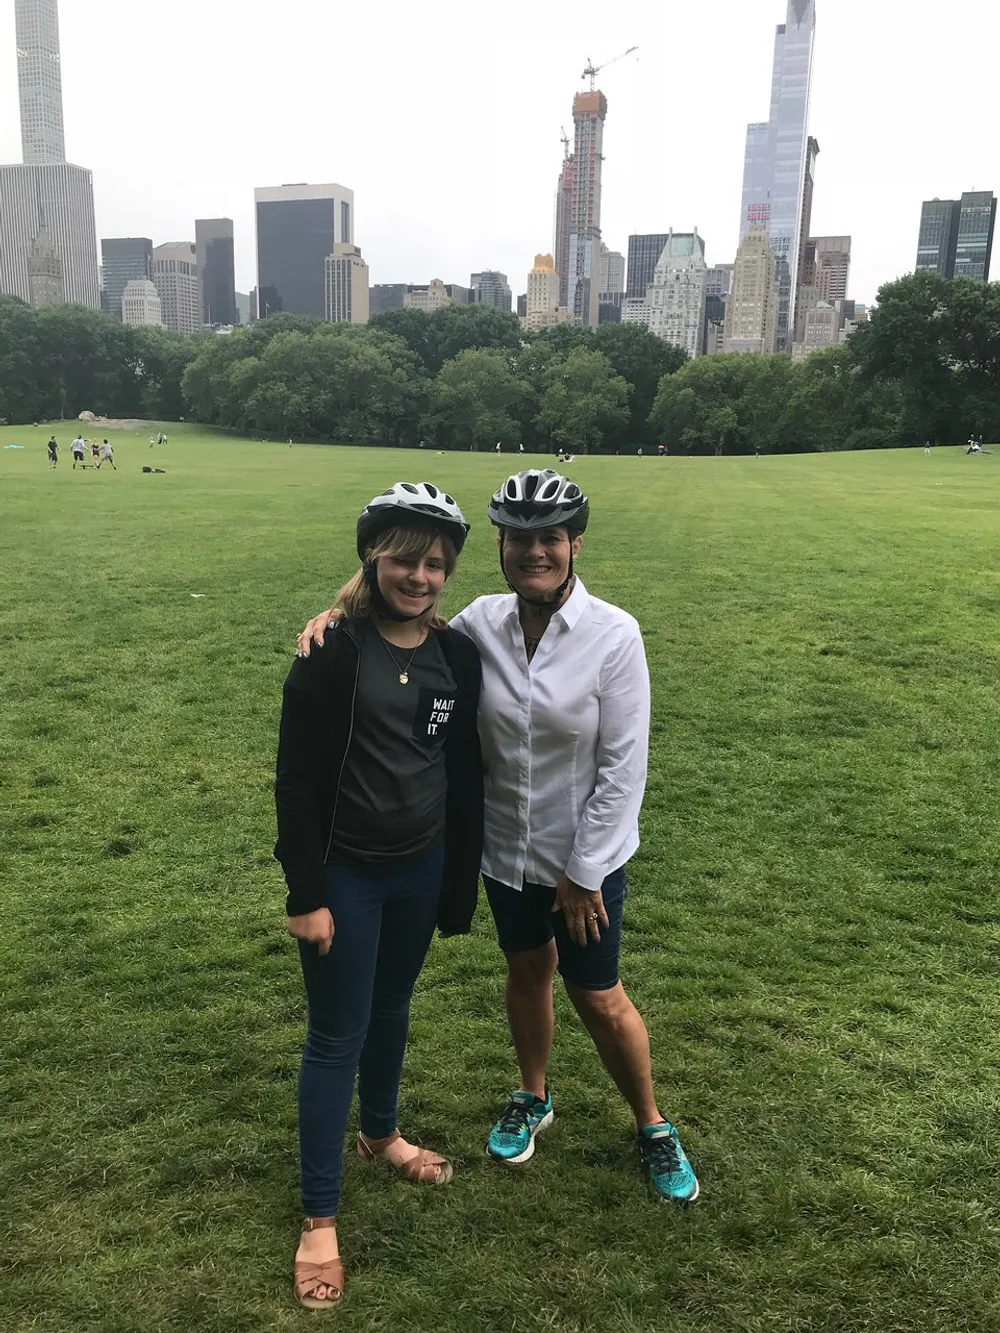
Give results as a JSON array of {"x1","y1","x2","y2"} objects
[
  {"x1": 298, "y1": 469, "x2": 700, "y2": 1207},
  {"x1": 71, "y1": 435, "x2": 86, "y2": 468},
  {"x1": 97, "y1": 439, "x2": 116, "y2": 470},
  {"x1": 90, "y1": 441, "x2": 100, "y2": 465},
  {"x1": 47, "y1": 436, "x2": 58, "y2": 467},
  {"x1": 276, "y1": 483, "x2": 484, "y2": 1310}
]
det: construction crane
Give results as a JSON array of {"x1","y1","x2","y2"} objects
[
  {"x1": 560, "y1": 126, "x2": 571, "y2": 161},
  {"x1": 581, "y1": 46, "x2": 638, "y2": 93}
]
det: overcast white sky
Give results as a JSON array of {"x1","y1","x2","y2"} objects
[{"x1": 1, "y1": 0, "x2": 996, "y2": 304}]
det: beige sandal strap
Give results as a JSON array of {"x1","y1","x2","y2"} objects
[
  {"x1": 295, "y1": 1257, "x2": 345, "y2": 1303},
  {"x1": 397, "y1": 1147, "x2": 451, "y2": 1183}
]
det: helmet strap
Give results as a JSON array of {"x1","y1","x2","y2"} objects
[{"x1": 363, "y1": 561, "x2": 421, "y2": 622}]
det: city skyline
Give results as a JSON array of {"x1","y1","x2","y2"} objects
[{"x1": 1, "y1": 0, "x2": 998, "y2": 308}]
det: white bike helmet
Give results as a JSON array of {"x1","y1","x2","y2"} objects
[
  {"x1": 357, "y1": 482, "x2": 470, "y2": 558},
  {"x1": 487, "y1": 469, "x2": 589, "y2": 534}
]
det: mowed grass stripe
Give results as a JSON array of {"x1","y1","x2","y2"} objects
[{"x1": 1, "y1": 424, "x2": 999, "y2": 1332}]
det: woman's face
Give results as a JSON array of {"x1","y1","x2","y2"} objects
[
  {"x1": 500, "y1": 526, "x2": 583, "y2": 600},
  {"x1": 376, "y1": 537, "x2": 448, "y2": 617}
]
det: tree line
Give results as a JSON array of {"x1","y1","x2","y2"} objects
[{"x1": 2, "y1": 272, "x2": 998, "y2": 452}]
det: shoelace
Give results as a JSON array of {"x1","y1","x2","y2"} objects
[
  {"x1": 496, "y1": 1099, "x2": 534, "y2": 1137},
  {"x1": 642, "y1": 1132, "x2": 681, "y2": 1175}
]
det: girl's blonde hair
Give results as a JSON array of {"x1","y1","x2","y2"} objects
[{"x1": 335, "y1": 523, "x2": 459, "y2": 628}]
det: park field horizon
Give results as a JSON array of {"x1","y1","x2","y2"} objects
[{"x1": 2, "y1": 422, "x2": 999, "y2": 1332}]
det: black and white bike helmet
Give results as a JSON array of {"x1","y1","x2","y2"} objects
[
  {"x1": 487, "y1": 469, "x2": 589, "y2": 534},
  {"x1": 356, "y1": 481, "x2": 470, "y2": 558}
]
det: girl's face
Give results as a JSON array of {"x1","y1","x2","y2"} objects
[
  {"x1": 499, "y1": 526, "x2": 583, "y2": 600},
  {"x1": 376, "y1": 536, "x2": 448, "y2": 617}
]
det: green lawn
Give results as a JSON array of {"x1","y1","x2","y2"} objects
[{"x1": 2, "y1": 423, "x2": 999, "y2": 1333}]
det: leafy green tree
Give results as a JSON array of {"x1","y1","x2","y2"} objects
[
  {"x1": 537, "y1": 348, "x2": 629, "y2": 454},
  {"x1": 369, "y1": 308, "x2": 433, "y2": 374},
  {"x1": 0, "y1": 297, "x2": 45, "y2": 422},
  {"x1": 592, "y1": 323, "x2": 688, "y2": 448},
  {"x1": 849, "y1": 272, "x2": 959, "y2": 442},
  {"x1": 423, "y1": 348, "x2": 528, "y2": 450},
  {"x1": 425, "y1": 305, "x2": 522, "y2": 375}
]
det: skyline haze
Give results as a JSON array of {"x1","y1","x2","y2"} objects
[{"x1": 1, "y1": 0, "x2": 997, "y2": 307}]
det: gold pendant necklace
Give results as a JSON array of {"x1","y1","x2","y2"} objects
[{"x1": 378, "y1": 628, "x2": 425, "y2": 684}]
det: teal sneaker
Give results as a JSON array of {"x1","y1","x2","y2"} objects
[
  {"x1": 638, "y1": 1122, "x2": 700, "y2": 1202},
  {"x1": 486, "y1": 1087, "x2": 554, "y2": 1164}
]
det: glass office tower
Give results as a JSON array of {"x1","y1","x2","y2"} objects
[{"x1": 739, "y1": 0, "x2": 817, "y2": 351}]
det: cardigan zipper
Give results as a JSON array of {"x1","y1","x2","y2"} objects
[{"x1": 324, "y1": 626, "x2": 361, "y2": 865}]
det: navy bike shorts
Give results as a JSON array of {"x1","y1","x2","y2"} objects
[{"x1": 483, "y1": 864, "x2": 628, "y2": 991}]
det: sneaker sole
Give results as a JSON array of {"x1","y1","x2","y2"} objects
[
  {"x1": 486, "y1": 1109, "x2": 554, "y2": 1165},
  {"x1": 657, "y1": 1178, "x2": 700, "y2": 1204}
]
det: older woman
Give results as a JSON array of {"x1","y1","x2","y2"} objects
[
  {"x1": 279, "y1": 483, "x2": 483, "y2": 1309},
  {"x1": 299, "y1": 470, "x2": 698, "y2": 1204}
]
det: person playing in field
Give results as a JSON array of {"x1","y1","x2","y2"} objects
[
  {"x1": 297, "y1": 469, "x2": 700, "y2": 1206},
  {"x1": 97, "y1": 439, "x2": 116, "y2": 470},
  {"x1": 90, "y1": 440, "x2": 100, "y2": 465},
  {"x1": 71, "y1": 435, "x2": 86, "y2": 469},
  {"x1": 47, "y1": 436, "x2": 58, "y2": 468},
  {"x1": 277, "y1": 483, "x2": 483, "y2": 1311}
]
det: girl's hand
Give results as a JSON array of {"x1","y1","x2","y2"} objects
[{"x1": 286, "y1": 907, "x2": 335, "y2": 955}]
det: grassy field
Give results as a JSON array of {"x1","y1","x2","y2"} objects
[{"x1": 2, "y1": 422, "x2": 999, "y2": 1333}]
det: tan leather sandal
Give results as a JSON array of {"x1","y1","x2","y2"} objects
[
  {"x1": 294, "y1": 1216, "x2": 345, "y2": 1311},
  {"x1": 357, "y1": 1129, "x2": 455, "y2": 1185}
]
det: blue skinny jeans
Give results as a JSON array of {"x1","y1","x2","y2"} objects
[{"x1": 297, "y1": 845, "x2": 444, "y2": 1217}]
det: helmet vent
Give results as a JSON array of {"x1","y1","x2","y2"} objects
[
  {"x1": 401, "y1": 482, "x2": 418, "y2": 494},
  {"x1": 540, "y1": 479, "x2": 559, "y2": 499},
  {"x1": 424, "y1": 483, "x2": 439, "y2": 498},
  {"x1": 444, "y1": 493, "x2": 454, "y2": 505},
  {"x1": 524, "y1": 473, "x2": 539, "y2": 498},
  {"x1": 505, "y1": 479, "x2": 518, "y2": 499}
]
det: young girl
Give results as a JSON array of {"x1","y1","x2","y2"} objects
[{"x1": 275, "y1": 482, "x2": 483, "y2": 1310}]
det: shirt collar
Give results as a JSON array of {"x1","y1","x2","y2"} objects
[
  {"x1": 499, "y1": 575, "x2": 588, "y2": 628},
  {"x1": 553, "y1": 575, "x2": 587, "y2": 628}
]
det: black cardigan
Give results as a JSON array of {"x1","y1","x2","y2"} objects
[{"x1": 274, "y1": 620, "x2": 484, "y2": 934}]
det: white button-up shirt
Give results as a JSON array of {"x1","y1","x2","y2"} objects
[{"x1": 450, "y1": 577, "x2": 650, "y2": 892}]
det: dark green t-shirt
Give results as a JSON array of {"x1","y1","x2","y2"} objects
[{"x1": 328, "y1": 620, "x2": 458, "y2": 865}]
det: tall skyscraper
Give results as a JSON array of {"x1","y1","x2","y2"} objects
[
  {"x1": 626, "y1": 234, "x2": 669, "y2": 299},
  {"x1": 153, "y1": 242, "x2": 201, "y2": 335},
  {"x1": 567, "y1": 91, "x2": 607, "y2": 327},
  {"x1": 471, "y1": 271, "x2": 512, "y2": 310},
  {"x1": 325, "y1": 244, "x2": 370, "y2": 323},
  {"x1": 954, "y1": 192, "x2": 996, "y2": 281},
  {"x1": 739, "y1": 0, "x2": 816, "y2": 350},
  {"x1": 0, "y1": 0, "x2": 99, "y2": 308},
  {"x1": 195, "y1": 218, "x2": 237, "y2": 326},
  {"x1": 255, "y1": 183, "x2": 354, "y2": 318},
  {"x1": 101, "y1": 238, "x2": 153, "y2": 318},
  {"x1": 16, "y1": 0, "x2": 65, "y2": 164},
  {"x1": 793, "y1": 136, "x2": 820, "y2": 334},
  {"x1": 915, "y1": 199, "x2": 961, "y2": 276},
  {"x1": 645, "y1": 230, "x2": 707, "y2": 359},
  {"x1": 554, "y1": 154, "x2": 576, "y2": 311},
  {"x1": 724, "y1": 227, "x2": 779, "y2": 355},
  {"x1": 915, "y1": 193, "x2": 996, "y2": 280}
]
